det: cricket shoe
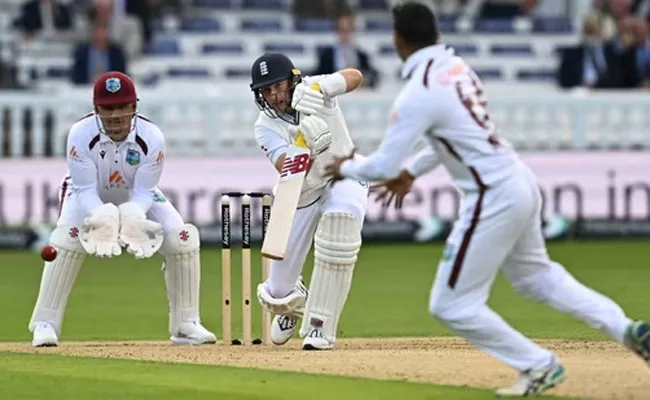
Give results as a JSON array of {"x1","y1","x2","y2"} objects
[
  {"x1": 495, "y1": 358, "x2": 566, "y2": 397},
  {"x1": 32, "y1": 322, "x2": 59, "y2": 347},
  {"x1": 624, "y1": 320, "x2": 650, "y2": 365},
  {"x1": 302, "y1": 327, "x2": 334, "y2": 351},
  {"x1": 170, "y1": 321, "x2": 216, "y2": 345},
  {"x1": 271, "y1": 314, "x2": 299, "y2": 345}
]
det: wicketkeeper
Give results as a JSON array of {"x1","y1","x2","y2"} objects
[{"x1": 29, "y1": 71, "x2": 216, "y2": 347}]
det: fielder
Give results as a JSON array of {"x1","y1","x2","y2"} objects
[
  {"x1": 29, "y1": 71, "x2": 216, "y2": 347},
  {"x1": 326, "y1": 2, "x2": 650, "y2": 396},
  {"x1": 250, "y1": 53, "x2": 369, "y2": 350}
]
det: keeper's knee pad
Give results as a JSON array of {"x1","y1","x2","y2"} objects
[
  {"x1": 160, "y1": 224, "x2": 202, "y2": 335},
  {"x1": 29, "y1": 224, "x2": 86, "y2": 333}
]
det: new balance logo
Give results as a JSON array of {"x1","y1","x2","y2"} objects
[
  {"x1": 109, "y1": 170, "x2": 125, "y2": 184},
  {"x1": 276, "y1": 315, "x2": 296, "y2": 331},
  {"x1": 280, "y1": 154, "x2": 309, "y2": 177},
  {"x1": 260, "y1": 61, "x2": 268, "y2": 76}
]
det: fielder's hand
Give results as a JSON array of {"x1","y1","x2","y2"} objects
[
  {"x1": 370, "y1": 169, "x2": 416, "y2": 210},
  {"x1": 324, "y1": 149, "x2": 357, "y2": 184},
  {"x1": 118, "y1": 202, "x2": 164, "y2": 259},
  {"x1": 295, "y1": 115, "x2": 331, "y2": 155},
  {"x1": 291, "y1": 83, "x2": 324, "y2": 116},
  {"x1": 80, "y1": 203, "x2": 122, "y2": 258}
]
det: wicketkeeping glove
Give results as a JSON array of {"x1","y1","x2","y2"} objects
[
  {"x1": 117, "y1": 202, "x2": 164, "y2": 259},
  {"x1": 80, "y1": 203, "x2": 122, "y2": 258}
]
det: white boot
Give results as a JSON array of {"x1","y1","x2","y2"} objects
[
  {"x1": 271, "y1": 314, "x2": 298, "y2": 345},
  {"x1": 302, "y1": 325, "x2": 334, "y2": 350},
  {"x1": 32, "y1": 322, "x2": 59, "y2": 347},
  {"x1": 496, "y1": 358, "x2": 567, "y2": 397},
  {"x1": 170, "y1": 321, "x2": 216, "y2": 345}
]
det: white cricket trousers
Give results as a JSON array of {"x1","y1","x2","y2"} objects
[
  {"x1": 429, "y1": 161, "x2": 632, "y2": 371},
  {"x1": 266, "y1": 178, "x2": 369, "y2": 298}
]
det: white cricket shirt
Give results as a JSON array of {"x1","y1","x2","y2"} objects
[
  {"x1": 340, "y1": 44, "x2": 520, "y2": 191},
  {"x1": 64, "y1": 113, "x2": 166, "y2": 215},
  {"x1": 254, "y1": 74, "x2": 356, "y2": 206}
]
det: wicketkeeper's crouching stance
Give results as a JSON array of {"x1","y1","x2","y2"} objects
[
  {"x1": 29, "y1": 71, "x2": 216, "y2": 347},
  {"x1": 249, "y1": 53, "x2": 369, "y2": 350}
]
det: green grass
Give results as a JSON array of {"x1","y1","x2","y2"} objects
[
  {"x1": 0, "y1": 353, "x2": 571, "y2": 400},
  {"x1": 1, "y1": 241, "x2": 648, "y2": 342},
  {"x1": 0, "y1": 240, "x2": 646, "y2": 399}
]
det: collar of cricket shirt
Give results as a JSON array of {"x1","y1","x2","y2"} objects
[
  {"x1": 401, "y1": 43, "x2": 455, "y2": 80},
  {"x1": 99, "y1": 126, "x2": 138, "y2": 144}
]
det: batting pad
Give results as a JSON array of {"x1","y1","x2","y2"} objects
[
  {"x1": 257, "y1": 279, "x2": 308, "y2": 317},
  {"x1": 161, "y1": 224, "x2": 202, "y2": 335},
  {"x1": 299, "y1": 212, "x2": 361, "y2": 342},
  {"x1": 29, "y1": 225, "x2": 86, "y2": 334}
]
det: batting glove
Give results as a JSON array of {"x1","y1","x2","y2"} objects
[
  {"x1": 292, "y1": 83, "x2": 325, "y2": 116},
  {"x1": 297, "y1": 115, "x2": 331, "y2": 155}
]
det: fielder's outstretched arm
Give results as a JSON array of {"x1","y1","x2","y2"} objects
[
  {"x1": 339, "y1": 93, "x2": 437, "y2": 182},
  {"x1": 405, "y1": 146, "x2": 442, "y2": 178}
]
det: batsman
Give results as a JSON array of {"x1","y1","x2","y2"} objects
[
  {"x1": 29, "y1": 71, "x2": 216, "y2": 347},
  {"x1": 250, "y1": 53, "x2": 369, "y2": 350}
]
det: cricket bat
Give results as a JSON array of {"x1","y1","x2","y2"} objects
[
  {"x1": 261, "y1": 134, "x2": 310, "y2": 260},
  {"x1": 261, "y1": 83, "x2": 320, "y2": 260}
]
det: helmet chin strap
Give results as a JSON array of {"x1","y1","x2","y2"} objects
[{"x1": 94, "y1": 106, "x2": 138, "y2": 141}]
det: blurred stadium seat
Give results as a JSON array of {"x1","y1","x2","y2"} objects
[{"x1": 2, "y1": 0, "x2": 649, "y2": 159}]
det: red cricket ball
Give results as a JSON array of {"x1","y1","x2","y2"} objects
[{"x1": 41, "y1": 244, "x2": 58, "y2": 262}]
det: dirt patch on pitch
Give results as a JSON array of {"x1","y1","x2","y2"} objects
[{"x1": 1, "y1": 337, "x2": 648, "y2": 399}]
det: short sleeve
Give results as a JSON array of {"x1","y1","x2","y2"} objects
[{"x1": 255, "y1": 125, "x2": 289, "y2": 165}]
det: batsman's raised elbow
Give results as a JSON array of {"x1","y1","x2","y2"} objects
[{"x1": 345, "y1": 69, "x2": 363, "y2": 92}]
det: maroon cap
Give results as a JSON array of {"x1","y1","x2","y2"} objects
[{"x1": 93, "y1": 71, "x2": 137, "y2": 106}]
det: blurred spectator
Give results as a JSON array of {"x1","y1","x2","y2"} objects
[
  {"x1": 558, "y1": 11, "x2": 648, "y2": 90},
  {"x1": 312, "y1": 13, "x2": 379, "y2": 89},
  {"x1": 0, "y1": 40, "x2": 21, "y2": 90},
  {"x1": 13, "y1": 0, "x2": 74, "y2": 38},
  {"x1": 293, "y1": 0, "x2": 352, "y2": 19},
  {"x1": 593, "y1": 0, "x2": 634, "y2": 39},
  {"x1": 126, "y1": 0, "x2": 184, "y2": 50},
  {"x1": 558, "y1": 14, "x2": 611, "y2": 89},
  {"x1": 634, "y1": 0, "x2": 650, "y2": 21},
  {"x1": 0, "y1": 62, "x2": 21, "y2": 90},
  {"x1": 632, "y1": 17, "x2": 650, "y2": 86},
  {"x1": 606, "y1": 16, "x2": 644, "y2": 88},
  {"x1": 71, "y1": 20, "x2": 127, "y2": 85},
  {"x1": 88, "y1": 0, "x2": 143, "y2": 60}
]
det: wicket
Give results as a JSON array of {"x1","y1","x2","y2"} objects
[{"x1": 221, "y1": 192, "x2": 272, "y2": 345}]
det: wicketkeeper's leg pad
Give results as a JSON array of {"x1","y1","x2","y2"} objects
[
  {"x1": 29, "y1": 224, "x2": 86, "y2": 334},
  {"x1": 299, "y1": 212, "x2": 361, "y2": 343},
  {"x1": 160, "y1": 224, "x2": 202, "y2": 336},
  {"x1": 257, "y1": 279, "x2": 308, "y2": 317}
]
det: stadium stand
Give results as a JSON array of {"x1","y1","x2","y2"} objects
[{"x1": 1, "y1": 0, "x2": 649, "y2": 158}]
